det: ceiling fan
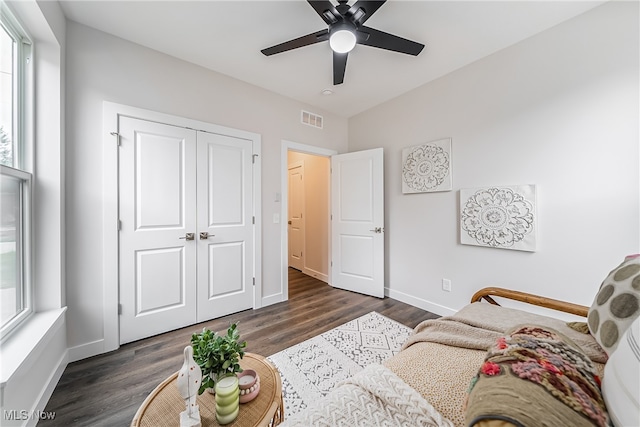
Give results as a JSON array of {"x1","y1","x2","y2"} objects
[{"x1": 261, "y1": 0, "x2": 425, "y2": 85}]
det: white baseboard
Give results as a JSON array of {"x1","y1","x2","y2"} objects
[
  {"x1": 385, "y1": 287, "x2": 457, "y2": 317},
  {"x1": 302, "y1": 267, "x2": 328, "y2": 283},
  {"x1": 68, "y1": 339, "x2": 106, "y2": 363}
]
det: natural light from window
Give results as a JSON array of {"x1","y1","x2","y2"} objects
[
  {"x1": 1, "y1": 174, "x2": 21, "y2": 325},
  {"x1": 1, "y1": 23, "x2": 13, "y2": 166},
  {"x1": 1, "y1": 11, "x2": 32, "y2": 339}
]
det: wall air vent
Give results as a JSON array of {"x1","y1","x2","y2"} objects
[{"x1": 301, "y1": 110, "x2": 323, "y2": 129}]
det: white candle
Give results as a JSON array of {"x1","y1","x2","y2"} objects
[{"x1": 239, "y1": 374, "x2": 255, "y2": 387}]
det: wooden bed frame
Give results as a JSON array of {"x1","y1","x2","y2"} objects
[{"x1": 470, "y1": 287, "x2": 589, "y2": 318}]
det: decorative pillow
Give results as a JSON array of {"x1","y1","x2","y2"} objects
[
  {"x1": 465, "y1": 325, "x2": 609, "y2": 427},
  {"x1": 588, "y1": 254, "x2": 640, "y2": 354}
]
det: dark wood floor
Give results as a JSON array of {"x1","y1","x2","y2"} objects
[{"x1": 43, "y1": 269, "x2": 437, "y2": 426}]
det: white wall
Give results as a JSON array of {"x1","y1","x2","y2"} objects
[
  {"x1": 349, "y1": 1, "x2": 639, "y2": 316},
  {"x1": 65, "y1": 21, "x2": 348, "y2": 357}
]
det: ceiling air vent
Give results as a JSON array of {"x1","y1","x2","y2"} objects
[{"x1": 301, "y1": 110, "x2": 323, "y2": 129}]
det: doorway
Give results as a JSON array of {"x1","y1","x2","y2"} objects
[
  {"x1": 279, "y1": 141, "x2": 385, "y2": 303},
  {"x1": 280, "y1": 141, "x2": 337, "y2": 301},
  {"x1": 287, "y1": 152, "x2": 330, "y2": 282}
]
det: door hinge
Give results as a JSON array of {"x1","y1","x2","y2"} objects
[
  {"x1": 331, "y1": 261, "x2": 333, "y2": 267},
  {"x1": 117, "y1": 219, "x2": 122, "y2": 230},
  {"x1": 118, "y1": 303, "x2": 122, "y2": 315},
  {"x1": 252, "y1": 216, "x2": 255, "y2": 224},
  {"x1": 252, "y1": 277, "x2": 255, "y2": 286},
  {"x1": 110, "y1": 132, "x2": 121, "y2": 146}
]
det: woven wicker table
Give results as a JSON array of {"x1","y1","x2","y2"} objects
[{"x1": 131, "y1": 353, "x2": 284, "y2": 427}]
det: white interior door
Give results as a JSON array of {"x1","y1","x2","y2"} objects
[
  {"x1": 288, "y1": 162, "x2": 304, "y2": 270},
  {"x1": 196, "y1": 132, "x2": 254, "y2": 322},
  {"x1": 331, "y1": 148, "x2": 384, "y2": 298},
  {"x1": 119, "y1": 117, "x2": 197, "y2": 344}
]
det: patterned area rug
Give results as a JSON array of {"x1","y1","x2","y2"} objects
[{"x1": 267, "y1": 311, "x2": 413, "y2": 417}]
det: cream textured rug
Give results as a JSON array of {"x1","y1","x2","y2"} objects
[{"x1": 267, "y1": 311, "x2": 413, "y2": 417}]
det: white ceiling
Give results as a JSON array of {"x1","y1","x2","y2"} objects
[{"x1": 58, "y1": 0, "x2": 605, "y2": 117}]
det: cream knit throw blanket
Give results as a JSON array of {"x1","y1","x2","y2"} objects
[
  {"x1": 403, "y1": 302, "x2": 608, "y2": 364},
  {"x1": 281, "y1": 363, "x2": 454, "y2": 427}
]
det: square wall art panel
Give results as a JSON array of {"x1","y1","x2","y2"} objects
[
  {"x1": 402, "y1": 138, "x2": 452, "y2": 193},
  {"x1": 460, "y1": 184, "x2": 537, "y2": 252}
]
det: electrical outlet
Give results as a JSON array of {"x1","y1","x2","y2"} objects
[{"x1": 442, "y1": 278, "x2": 452, "y2": 292}]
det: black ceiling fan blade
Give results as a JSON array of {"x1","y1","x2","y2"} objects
[
  {"x1": 308, "y1": 0, "x2": 341, "y2": 25},
  {"x1": 333, "y1": 51, "x2": 348, "y2": 85},
  {"x1": 261, "y1": 29, "x2": 329, "y2": 56},
  {"x1": 347, "y1": 1, "x2": 386, "y2": 25},
  {"x1": 357, "y1": 26, "x2": 424, "y2": 56}
]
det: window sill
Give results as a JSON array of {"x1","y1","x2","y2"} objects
[{"x1": 0, "y1": 308, "x2": 67, "y2": 389}]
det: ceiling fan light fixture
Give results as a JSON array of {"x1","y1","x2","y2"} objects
[
  {"x1": 261, "y1": 0, "x2": 425, "y2": 84},
  {"x1": 329, "y1": 28, "x2": 356, "y2": 53}
]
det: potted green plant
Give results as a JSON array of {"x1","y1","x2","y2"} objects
[{"x1": 190, "y1": 322, "x2": 247, "y2": 395}]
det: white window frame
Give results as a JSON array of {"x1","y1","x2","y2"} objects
[{"x1": 1, "y1": 6, "x2": 34, "y2": 341}]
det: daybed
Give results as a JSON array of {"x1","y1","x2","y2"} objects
[{"x1": 282, "y1": 256, "x2": 640, "y2": 427}]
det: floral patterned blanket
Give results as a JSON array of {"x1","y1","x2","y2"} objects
[{"x1": 465, "y1": 325, "x2": 609, "y2": 427}]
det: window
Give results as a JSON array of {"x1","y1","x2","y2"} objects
[{"x1": 1, "y1": 7, "x2": 32, "y2": 339}]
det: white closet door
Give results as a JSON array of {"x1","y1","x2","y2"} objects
[
  {"x1": 196, "y1": 131, "x2": 254, "y2": 322},
  {"x1": 119, "y1": 117, "x2": 197, "y2": 344}
]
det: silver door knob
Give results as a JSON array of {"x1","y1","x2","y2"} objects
[
  {"x1": 179, "y1": 233, "x2": 195, "y2": 240},
  {"x1": 369, "y1": 227, "x2": 383, "y2": 233},
  {"x1": 200, "y1": 232, "x2": 214, "y2": 240}
]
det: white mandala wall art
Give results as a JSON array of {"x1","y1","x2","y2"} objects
[
  {"x1": 402, "y1": 138, "x2": 452, "y2": 193},
  {"x1": 460, "y1": 184, "x2": 537, "y2": 252}
]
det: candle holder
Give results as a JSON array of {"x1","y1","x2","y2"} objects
[
  {"x1": 238, "y1": 369, "x2": 260, "y2": 403},
  {"x1": 214, "y1": 375, "x2": 239, "y2": 425}
]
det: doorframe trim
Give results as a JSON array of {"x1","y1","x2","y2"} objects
[
  {"x1": 102, "y1": 102, "x2": 262, "y2": 354},
  {"x1": 278, "y1": 140, "x2": 336, "y2": 304}
]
